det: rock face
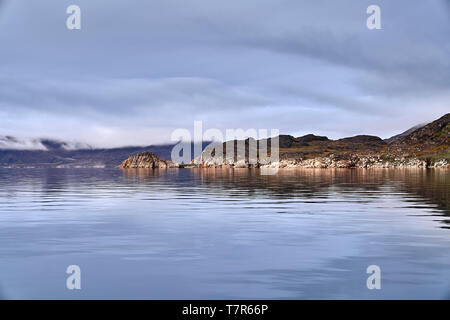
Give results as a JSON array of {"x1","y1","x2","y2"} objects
[{"x1": 118, "y1": 152, "x2": 179, "y2": 169}]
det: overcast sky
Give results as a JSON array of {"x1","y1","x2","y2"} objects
[{"x1": 0, "y1": 0, "x2": 449, "y2": 148}]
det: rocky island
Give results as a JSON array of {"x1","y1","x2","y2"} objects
[{"x1": 118, "y1": 152, "x2": 179, "y2": 168}]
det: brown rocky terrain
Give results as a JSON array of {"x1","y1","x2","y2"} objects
[
  {"x1": 118, "y1": 152, "x2": 179, "y2": 168},
  {"x1": 387, "y1": 113, "x2": 449, "y2": 160},
  {"x1": 192, "y1": 113, "x2": 449, "y2": 169}
]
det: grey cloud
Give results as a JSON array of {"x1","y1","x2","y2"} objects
[
  {"x1": 231, "y1": 3, "x2": 450, "y2": 97},
  {"x1": 0, "y1": 75, "x2": 271, "y2": 119},
  {"x1": 0, "y1": 0, "x2": 448, "y2": 147}
]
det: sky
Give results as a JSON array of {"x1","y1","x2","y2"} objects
[{"x1": 0, "y1": 0, "x2": 449, "y2": 148}]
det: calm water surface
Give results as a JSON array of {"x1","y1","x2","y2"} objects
[{"x1": 0, "y1": 168, "x2": 449, "y2": 299}]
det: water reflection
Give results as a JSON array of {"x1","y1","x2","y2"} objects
[
  {"x1": 0, "y1": 168, "x2": 449, "y2": 299},
  {"x1": 123, "y1": 168, "x2": 450, "y2": 220}
]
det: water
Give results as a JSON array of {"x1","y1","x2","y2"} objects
[{"x1": 0, "y1": 168, "x2": 449, "y2": 299}]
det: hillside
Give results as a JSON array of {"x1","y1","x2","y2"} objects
[
  {"x1": 387, "y1": 113, "x2": 449, "y2": 160},
  {"x1": 384, "y1": 123, "x2": 427, "y2": 143},
  {"x1": 193, "y1": 113, "x2": 449, "y2": 169}
]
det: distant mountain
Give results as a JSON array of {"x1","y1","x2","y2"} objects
[
  {"x1": 384, "y1": 123, "x2": 427, "y2": 143},
  {"x1": 0, "y1": 140, "x2": 209, "y2": 168}
]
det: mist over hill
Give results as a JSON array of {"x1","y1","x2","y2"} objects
[{"x1": 0, "y1": 141, "x2": 209, "y2": 168}]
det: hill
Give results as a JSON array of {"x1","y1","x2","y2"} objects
[
  {"x1": 387, "y1": 113, "x2": 449, "y2": 160},
  {"x1": 193, "y1": 113, "x2": 449, "y2": 168}
]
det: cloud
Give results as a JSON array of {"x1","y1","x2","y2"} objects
[
  {"x1": 0, "y1": 74, "x2": 272, "y2": 124},
  {"x1": 0, "y1": 0, "x2": 448, "y2": 147},
  {"x1": 0, "y1": 136, "x2": 46, "y2": 150}
]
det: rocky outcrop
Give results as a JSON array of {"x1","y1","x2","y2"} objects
[{"x1": 118, "y1": 152, "x2": 179, "y2": 169}]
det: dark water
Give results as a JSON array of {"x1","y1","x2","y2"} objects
[{"x1": 0, "y1": 168, "x2": 449, "y2": 299}]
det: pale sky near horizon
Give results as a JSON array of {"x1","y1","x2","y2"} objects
[{"x1": 0, "y1": 0, "x2": 449, "y2": 148}]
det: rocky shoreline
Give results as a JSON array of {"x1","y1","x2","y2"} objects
[
  {"x1": 192, "y1": 154, "x2": 449, "y2": 169},
  {"x1": 118, "y1": 151, "x2": 449, "y2": 170}
]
